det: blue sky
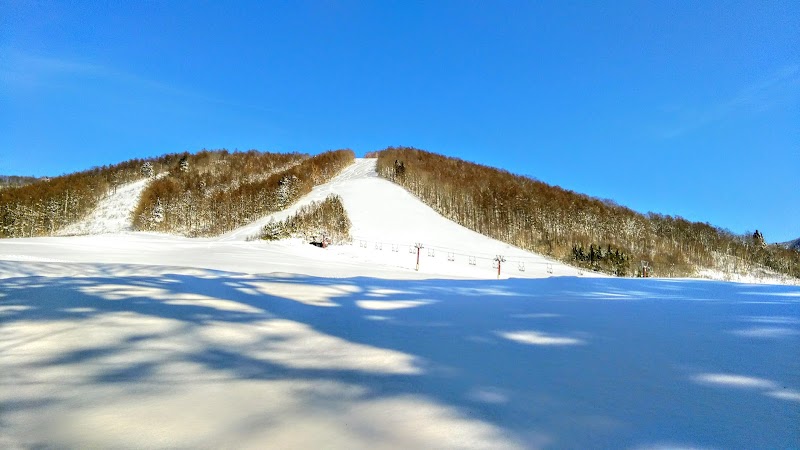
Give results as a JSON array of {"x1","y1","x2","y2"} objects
[{"x1": 1, "y1": 1, "x2": 798, "y2": 242}]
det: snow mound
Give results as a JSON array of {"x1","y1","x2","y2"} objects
[{"x1": 58, "y1": 177, "x2": 152, "y2": 236}]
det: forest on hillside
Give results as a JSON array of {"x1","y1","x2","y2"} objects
[
  {"x1": 0, "y1": 149, "x2": 354, "y2": 239},
  {"x1": 0, "y1": 155, "x2": 180, "y2": 238},
  {"x1": 373, "y1": 147, "x2": 799, "y2": 279},
  {"x1": 133, "y1": 149, "x2": 354, "y2": 236}
]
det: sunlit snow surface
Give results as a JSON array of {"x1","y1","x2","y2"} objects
[{"x1": 1, "y1": 160, "x2": 799, "y2": 448}]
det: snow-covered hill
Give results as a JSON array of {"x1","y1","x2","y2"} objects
[
  {"x1": 1, "y1": 159, "x2": 578, "y2": 280},
  {"x1": 34, "y1": 158, "x2": 796, "y2": 283},
  {"x1": 220, "y1": 158, "x2": 579, "y2": 278}
]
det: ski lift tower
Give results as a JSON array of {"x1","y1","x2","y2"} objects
[
  {"x1": 640, "y1": 260, "x2": 651, "y2": 278},
  {"x1": 494, "y1": 255, "x2": 506, "y2": 279}
]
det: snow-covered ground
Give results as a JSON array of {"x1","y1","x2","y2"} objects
[
  {"x1": 1, "y1": 260, "x2": 798, "y2": 448},
  {"x1": 1, "y1": 159, "x2": 799, "y2": 448}
]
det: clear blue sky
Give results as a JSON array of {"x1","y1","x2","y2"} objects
[{"x1": 1, "y1": 1, "x2": 798, "y2": 242}]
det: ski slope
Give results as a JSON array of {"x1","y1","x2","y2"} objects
[
  {"x1": 221, "y1": 158, "x2": 578, "y2": 279},
  {"x1": 38, "y1": 158, "x2": 790, "y2": 283},
  {"x1": 48, "y1": 159, "x2": 570, "y2": 279},
  {"x1": 1, "y1": 159, "x2": 799, "y2": 448},
  {"x1": 58, "y1": 176, "x2": 153, "y2": 236}
]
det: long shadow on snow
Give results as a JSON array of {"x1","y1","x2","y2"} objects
[{"x1": 1, "y1": 262, "x2": 799, "y2": 448}]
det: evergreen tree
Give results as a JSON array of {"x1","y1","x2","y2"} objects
[
  {"x1": 276, "y1": 174, "x2": 298, "y2": 208},
  {"x1": 152, "y1": 199, "x2": 164, "y2": 224},
  {"x1": 752, "y1": 230, "x2": 766, "y2": 248},
  {"x1": 262, "y1": 218, "x2": 283, "y2": 240},
  {"x1": 141, "y1": 162, "x2": 155, "y2": 178}
]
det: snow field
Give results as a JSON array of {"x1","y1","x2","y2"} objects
[{"x1": 1, "y1": 260, "x2": 798, "y2": 448}]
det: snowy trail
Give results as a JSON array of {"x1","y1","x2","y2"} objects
[
  {"x1": 217, "y1": 159, "x2": 377, "y2": 242},
  {"x1": 58, "y1": 177, "x2": 153, "y2": 236}
]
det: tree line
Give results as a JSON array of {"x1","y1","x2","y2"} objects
[
  {"x1": 1, "y1": 149, "x2": 354, "y2": 239},
  {"x1": 132, "y1": 149, "x2": 354, "y2": 236},
  {"x1": 374, "y1": 147, "x2": 799, "y2": 279},
  {"x1": 260, "y1": 194, "x2": 351, "y2": 244},
  {"x1": 0, "y1": 155, "x2": 179, "y2": 238}
]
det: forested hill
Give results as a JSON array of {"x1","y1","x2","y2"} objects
[
  {"x1": 1, "y1": 155, "x2": 171, "y2": 237},
  {"x1": 372, "y1": 147, "x2": 799, "y2": 279},
  {"x1": 133, "y1": 149, "x2": 354, "y2": 236},
  {"x1": 0, "y1": 149, "x2": 354, "y2": 238}
]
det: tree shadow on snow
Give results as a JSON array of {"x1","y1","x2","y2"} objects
[{"x1": 1, "y1": 261, "x2": 799, "y2": 448}]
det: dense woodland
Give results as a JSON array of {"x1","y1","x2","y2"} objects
[
  {"x1": 260, "y1": 194, "x2": 351, "y2": 244},
  {"x1": 374, "y1": 147, "x2": 799, "y2": 279},
  {"x1": 0, "y1": 155, "x2": 182, "y2": 238},
  {"x1": 133, "y1": 149, "x2": 354, "y2": 236},
  {"x1": 1, "y1": 149, "x2": 353, "y2": 238}
]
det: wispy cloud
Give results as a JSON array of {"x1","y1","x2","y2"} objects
[
  {"x1": 0, "y1": 50, "x2": 110, "y2": 88},
  {"x1": 661, "y1": 64, "x2": 800, "y2": 138},
  {"x1": 0, "y1": 49, "x2": 279, "y2": 115}
]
